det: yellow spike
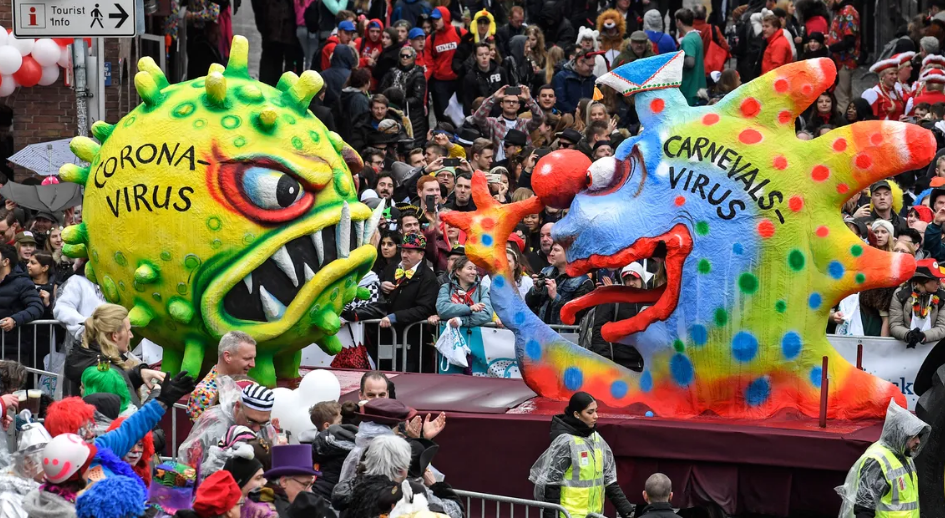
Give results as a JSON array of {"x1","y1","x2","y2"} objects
[
  {"x1": 208, "y1": 63, "x2": 225, "y2": 75},
  {"x1": 224, "y1": 36, "x2": 250, "y2": 79},
  {"x1": 62, "y1": 243, "x2": 88, "y2": 259},
  {"x1": 277, "y1": 72, "x2": 299, "y2": 93},
  {"x1": 61, "y1": 222, "x2": 88, "y2": 244},
  {"x1": 257, "y1": 107, "x2": 278, "y2": 131},
  {"x1": 137, "y1": 56, "x2": 169, "y2": 89},
  {"x1": 90, "y1": 121, "x2": 114, "y2": 143},
  {"x1": 135, "y1": 71, "x2": 164, "y2": 107},
  {"x1": 205, "y1": 72, "x2": 227, "y2": 106},
  {"x1": 134, "y1": 263, "x2": 159, "y2": 284},
  {"x1": 328, "y1": 132, "x2": 345, "y2": 153},
  {"x1": 85, "y1": 263, "x2": 97, "y2": 284},
  {"x1": 129, "y1": 305, "x2": 155, "y2": 327},
  {"x1": 284, "y1": 71, "x2": 324, "y2": 113},
  {"x1": 59, "y1": 163, "x2": 89, "y2": 185},
  {"x1": 70, "y1": 137, "x2": 100, "y2": 163},
  {"x1": 168, "y1": 298, "x2": 195, "y2": 324}
]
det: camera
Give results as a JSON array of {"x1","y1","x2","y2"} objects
[{"x1": 535, "y1": 273, "x2": 546, "y2": 288}]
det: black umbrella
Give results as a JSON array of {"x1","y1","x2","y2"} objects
[{"x1": 0, "y1": 181, "x2": 83, "y2": 213}]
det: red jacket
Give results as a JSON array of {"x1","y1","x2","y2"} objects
[
  {"x1": 426, "y1": 7, "x2": 466, "y2": 81},
  {"x1": 355, "y1": 19, "x2": 385, "y2": 69},
  {"x1": 761, "y1": 30, "x2": 793, "y2": 74},
  {"x1": 913, "y1": 90, "x2": 945, "y2": 108},
  {"x1": 320, "y1": 35, "x2": 339, "y2": 71}
]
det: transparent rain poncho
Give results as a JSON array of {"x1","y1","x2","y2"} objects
[
  {"x1": 337, "y1": 421, "x2": 395, "y2": 484},
  {"x1": 528, "y1": 431, "x2": 618, "y2": 501},
  {"x1": 836, "y1": 399, "x2": 930, "y2": 518}
]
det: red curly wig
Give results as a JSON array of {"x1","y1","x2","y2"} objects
[
  {"x1": 106, "y1": 417, "x2": 155, "y2": 486},
  {"x1": 44, "y1": 397, "x2": 95, "y2": 438}
]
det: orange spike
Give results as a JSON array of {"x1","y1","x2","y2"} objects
[{"x1": 719, "y1": 58, "x2": 836, "y2": 125}]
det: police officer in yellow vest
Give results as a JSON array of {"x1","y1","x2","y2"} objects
[
  {"x1": 529, "y1": 392, "x2": 635, "y2": 518},
  {"x1": 837, "y1": 399, "x2": 930, "y2": 518}
]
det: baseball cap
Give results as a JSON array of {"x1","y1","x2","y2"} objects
[
  {"x1": 368, "y1": 20, "x2": 382, "y2": 29},
  {"x1": 15, "y1": 231, "x2": 35, "y2": 245},
  {"x1": 914, "y1": 258, "x2": 945, "y2": 280},
  {"x1": 621, "y1": 263, "x2": 645, "y2": 279},
  {"x1": 408, "y1": 28, "x2": 425, "y2": 39},
  {"x1": 338, "y1": 20, "x2": 356, "y2": 32},
  {"x1": 870, "y1": 180, "x2": 891, "y2": 193},
  {"x1": 630, "y1": 30, "x2": 649, "y2": 42},
  {"x1": 431, "y1": 9, "x2": 442, "y2": 19}
]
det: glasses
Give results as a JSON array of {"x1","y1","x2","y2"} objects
[
  {"x1": 288, "y1": 478, "x2": 314, "y2": 491},
  {"x1": 400, "y1": 54, "x2": 413, "y2": 59},
  {"x1": 559, "y1": 142, "x2": 573, "y2": 148}
]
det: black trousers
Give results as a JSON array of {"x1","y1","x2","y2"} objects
[
  {"x1": 259, "y1": 40, "x2": 303, "y2": 87},
  {"x1": 429, "y1": 78, "x2": 458, "y2": 125}
]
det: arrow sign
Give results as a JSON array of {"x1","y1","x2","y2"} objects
[{"x1": 109, "y1": 3, "x2": 128, "y2": 28}]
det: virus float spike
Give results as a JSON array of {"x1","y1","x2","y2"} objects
[
  {"x1": 134, "y1": 71, "x2": 164, "y2": 107},
  {"x1": 205, "y1": 72, "x2": 227, "y2": 106},
  {"x1": 137, "y1": 56, "x2": 169, "y2": 90},
  {"x1": 224, "y1": 35, "x2": 250, "y2": 79},
  {"x1": 316, "y1": 335, "x2": 343, "y2": 355},
  {"x1": 311, "y1": 308, "x2": 341, "y2": 335},
  {"x1": 134, "y1": 263, "x2": 159, "y2": 284},
  {"x1": 61, "y1": 222, "x2": 88, "y2": 245},
  {"x1": 284, "y1": 71, "x2": 324, "y2": 114},
  {"x1": 90, "y1": 121, "x2": 115, "y2": 143},
  {"x1": 328, "y1": 132, "x2": 345, "y2": 153},
  {"x1": 61, "y1": 243, "x2": 88, "y2": 259},
  {"x1": 129, "y1": 305, "x2": 155, "y2": 327},
  {"x1": 70, "y1": 137, "x2": 100, "y2": 163},
  {"x1": 208, "y1": 63, "x2": 225, "y2": 75},
  {"x1": 168, "y1": 298, "x2": 195, "y2": 324},
  {"x1": 85, "y1": 264, "x2": 97, "y2": 284},
  {"x1": 59, "y1": 164, "x2": 89, "y2": 186},
  {"x1": 257, "y1": 107, "x2": 278, "y2": 131},
  {"x1": 277, "y1": 72, "x2": 299, "y2": 93}
]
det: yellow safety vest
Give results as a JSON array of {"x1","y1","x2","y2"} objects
[
  {"x1": 856, "y1": 443, "x2": 920, "y2": 518},
  {"x1": 559, "y1": 433, "x2": 606, "y2": 518}
]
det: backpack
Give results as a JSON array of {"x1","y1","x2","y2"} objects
[
  {"x1": 577, "y1": 307, "x2": 597, "y2": 349},
  {"x1": 304, "y1": 0, "x2": 321, "y2": 33}
]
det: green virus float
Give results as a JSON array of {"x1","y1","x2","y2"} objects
[{"x1": 59, "y1": 36, "x2": 383, "y2": 385}]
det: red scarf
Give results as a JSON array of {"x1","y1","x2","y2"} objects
[{"x1": 451, "y1": 283, "x2": 478, "y2": 306}]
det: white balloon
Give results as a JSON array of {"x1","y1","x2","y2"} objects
[
  {"x1": 269, "y1": 387, "x2": 299, "y2": 434},
  {"x1": 0, "y1": 47, "x2": 22, "y2": 76},
  {"x1": 297, "y1": 369, "x2": 341, "y2": 405},
  {"x1": 0, "y1": 27, "x2": 8, "y2": 48},
  {"x1": 285, "y1": 390, "x2": 317, "y2": 442},
  {"x1": 38, "y1": 65, "x2": 58, "y2": 86},
  {"x1": 0, "y1": 76, "x2": 17, "y2": 97},
  {"x1": 57, "y1": 47, "x2": 70, "y2": 68},
  {"x1": 32, "y1": 39, "x2": 60, "y2": 67},
  {"x1": 8, "y1": 37, "x2": 34, "y2": 57}
]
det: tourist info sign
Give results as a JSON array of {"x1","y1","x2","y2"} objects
[{"x1": 12, "y1": 0, "x2": 144, "y2": 38}]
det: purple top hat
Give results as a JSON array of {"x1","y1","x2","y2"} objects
[{"x1": 263, "y1": 444, "x2": 322, "y2": 479}]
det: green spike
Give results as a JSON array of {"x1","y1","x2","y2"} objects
[
  {"x1": 208, "y1": 63, "x2": 225, "y2": 75},
  {"x1": 328, "y1": 132, "x2": 345, "y2": 153},
  {"x1": 137, "y1": 57, "x2": 169, "y2": 89},
  {"x1": 311, "y1": 308, "x2": 341, "y2": 335},
  {"x1": 316, "y1": 335, "x2": 344, "y2": 355},
  {"x1": 102, "y1": 276, "x2": 119, "y2": 302},
  {"x1": 59, "y1": 163, "x2": 89, "y2": 185},
  {"x1": 205, "y1": 72, "x2": 227, "y2": 106},
  {"x1": 276, "y1": 72, "x2": 299, "y2": 93},
  {"x1": 135, "y1": 71, "x2": 164, "y2": 107},
  {"x1": 167, "y1": 297, "x2": 195, "y2": 324},
  {"x1": 284, "y1": 71, "x2": 324, "y2": 113},
  {"x1": 61, "y1": 222, "x2": 88, "y2": 245},
  {"x1": 129, "y1": 304, "x2": 155, "y2": 327},
  {"x1": 85, "y1": 263, "x2": 97, "y2": 284},
  {"x1": 90, "y1": 121, "x2": 115, "y2": 143},
  {"x1": 257, "y1": 107, "x2": 278, "y2": 131},
  {"x1": 134, "y1": 263, "x2": 159, "y2": 284},
  {"x1": 70, "y1": 137, "x2": 100, "y2": 163},
  {"x1": 181, "y1": 338, "x2": 206, "y2": 377},
  {"x1": 356, "y1": 287, "x2": 371, "y2": 300},
  {"x1": 62, "y1": 243, "x2": 88, "y2": 259},
  {"x1": 224, "y1": 35, "x2": 251, "y2": 79}
]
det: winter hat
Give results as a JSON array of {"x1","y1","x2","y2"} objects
[
  {"x1": 42, "y1": 433, "x2": 98, "y2": 484},
  {"x1": 896, "y1": 52, "x2": 916, "y2": 69},
  {"x1": 911, "y1": 205, "x2": 934, "y2": 223},
  {"x1": 630, "y1": 30, "x2": 648, "y2": 42},
  {"x1": 923, "y1": 54, "x2": 945, "y2": 70},
  {"x1": 81, "y1": 365, "x2": 132, "y2": 413},
  {"x1": 45, "y1": 396, "x2": 96, "y2": 438},
  {"x1": 222, "y1": 443, "x2": 264, "y2": 489},
  {"x1": 193, "y1": 471, "x2": 242, "y2": 518},
  {"x1": 76, "y1": 475, "x2": 146, "y2": 518},
  {"x1": 83, "y1": 393, "x2": 122, "y2": 421},
  {"x1": 507, "y1": 233, "x2": 525, "y2": 253},
  {"x1": 643, "y1": 9, "x2": 662, "y2": 32},
  {"x1": 807, "y1": 31, "x2": 825, "y2": 44},
  {"x1": 241, "y1": 383, "x2": 275, "y2": 412},
  {"x1": 921, "y1": 68, "x2": 945, "y2": 84},
  {"x1": 870, "y1": 55, "x2": 900, "y2": 74},
  {"x1": 871, "y1": 219, "x2": 895, "y2": 238},
  {"x1": 402, "y1": 233, "x2": 427, "y2": 250},
  {"x1": 106, "y1": 417, "x2": 155, "y2": 486}
]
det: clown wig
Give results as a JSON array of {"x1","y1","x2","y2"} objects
[
  {"x1": 81, "y1": 365, "x2": 132, "y2": 413},
  {"x1": 106, "y1": 417, "x2": 155, "y2": 486},
  {"x1": 45, "y1": 397, "x2": 96, "y2": 438}
]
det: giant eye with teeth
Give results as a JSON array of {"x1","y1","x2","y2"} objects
[
  {"x1": 242, "y1": 167, "x2": 305, "y2": 209},
  {"x1": 219, "y1": 160, "x2": 316, "y2": 223}
]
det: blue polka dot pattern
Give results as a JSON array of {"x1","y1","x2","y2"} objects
[
  {"x1": 493, "y1": 275, "x2": 505, "y2": 288},
  {"x1": 733, "y1": 243, "x2": 743, "y2": 255},
  {"x1": 639, "y1": 370, "x2": 653, "y2": 392},
  {"x1": 526, "y1": 339, "x2": 542, "y2": 360},
  {"x1": 810, "y1": 366, "x2": 823, "y2": 388},
  {"x1": 827, "y1": 261, "x2": 844, "y2": 280},
  {"x1": 781, "y1": 331, "x2": 802, "y2": 359},
  {"x1": 809, "y1": 293, "x2": 822, "y2": 310},
  {"x1": 564, "y1": 367, "x2": 583, "y2": 390},
  {"x1": 690, "y1": 324, "x2": 708, "y2": 346},
  {"x1": 670, "y1": 354, "x2": 694, "y2": 386},
  {"x1": 513, "y1": 312, "x2": 526, "y2": 325},
  {"x1": 611, "y1": 380, "x2": 629, "y2": 399},
  {"x1": 745, "y1": 377, "x2": 770, "y2": 406},
  {"x1": 482, "y1": 234, "x2": 493, "y2": 246},
  {"x1": 732, "y1": 332, "x2": 758, "y2": 362}
]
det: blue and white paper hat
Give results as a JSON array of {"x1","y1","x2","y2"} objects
[{"x1": 596, "y1": 51, "x2": 684, "y2": 97}]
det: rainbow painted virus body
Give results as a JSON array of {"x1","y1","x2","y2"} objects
[
  {"x1": 59, "y1": 36, "x2": 383, "y2": 386},
  {"x1": 444, "y1": 54, "x2": 935, "y2": 419}
]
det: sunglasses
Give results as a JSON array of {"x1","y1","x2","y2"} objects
[
  {"x1": 559, "y1": 141, "x2": 573, "y2": 148},
  {"x1": 400, "y1": 53, "x2": 413, "y2": 58}
]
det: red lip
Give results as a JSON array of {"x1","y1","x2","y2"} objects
[{"x1": 562, "y1": 223, "x2": 693, "y2": 342}]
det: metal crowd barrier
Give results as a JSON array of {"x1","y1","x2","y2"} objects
[
  {"x1": 454, "y1": 488, "x2": 574, "y2": 518},
  {"x1": 0, "y1": 319, "x2": 65, "y2": 389}
]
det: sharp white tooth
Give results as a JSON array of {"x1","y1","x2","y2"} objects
[
  {"x1": 242, "y1": 273, "x2": 253, "y2": 295},
  {"x1": 311, "y1": 230, "x2": 324, "y2": 266},
  {"x1": 337, "y1": 202, "x2": 351, "y2": 259},
  {"x1": 363, "y1": 201, "x2": 385, "y2": 245},
  {"x1": 271, "y1": 246, "x2": 299, "y2": 287},
  {"x1": 355, "y1": 220, "x2": 365, "y2": 248},
  {"x1": 303, "y1": 263, "x2": 315, "y2": 282},
  {"x1": 259, "y1": 286, "x2": 287, "y2": 322}
]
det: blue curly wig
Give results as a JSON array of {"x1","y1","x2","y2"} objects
[{"x1": 75, "y1": 475, "x2": 146, "y2": 518}]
